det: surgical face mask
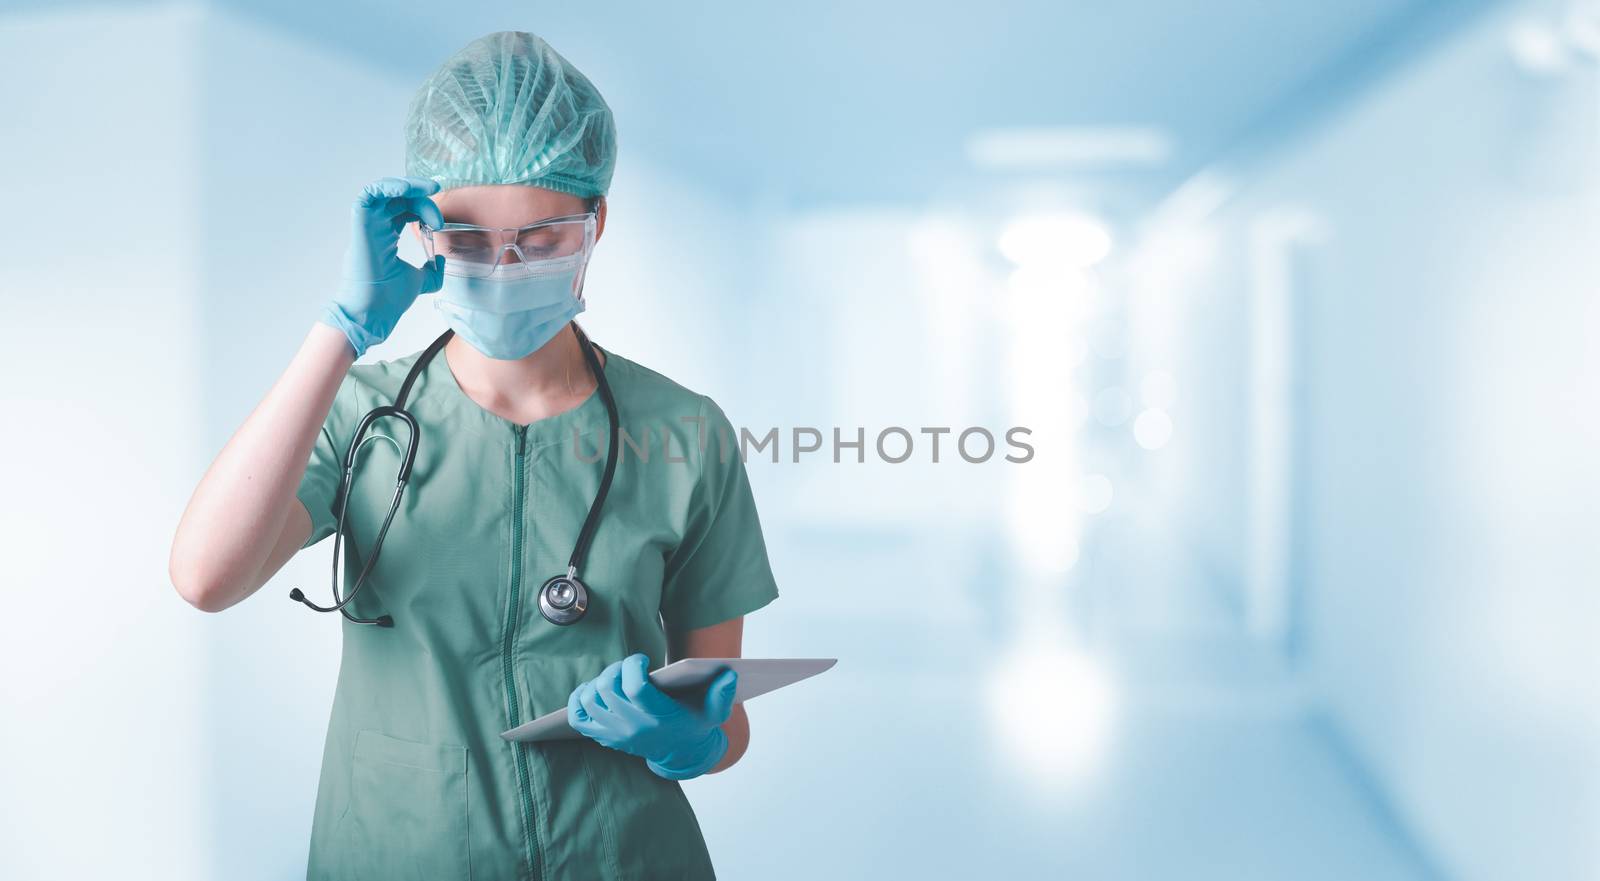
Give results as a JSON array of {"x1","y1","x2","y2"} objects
[{"x1": 432, "y1": 254, "x2": 589, "y2": 360}]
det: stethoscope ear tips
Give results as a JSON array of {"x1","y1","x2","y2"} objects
[{"x1": 291, "y1": 583, "x2": 396, "y2": 627}]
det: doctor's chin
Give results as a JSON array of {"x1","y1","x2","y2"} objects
[{"x1": 6, "y1": 3, "x2": 1596, "y2": 880}]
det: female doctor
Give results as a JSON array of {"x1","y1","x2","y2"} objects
[{"x1": 168, "y1": 31, "x2": 779, "y2": 881}]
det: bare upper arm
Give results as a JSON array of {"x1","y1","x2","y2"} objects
[{"x1": 666, "y1": 615, "x2": 743, "y2": 664}]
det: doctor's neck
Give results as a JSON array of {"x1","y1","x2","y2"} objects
[{"x1": 444, "y1": 323, "x2": 602, "y2": 416}]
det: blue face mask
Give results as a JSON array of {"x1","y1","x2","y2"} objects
[{"x1": 432, "y1": 255, "x2": 588, "y2": 360}]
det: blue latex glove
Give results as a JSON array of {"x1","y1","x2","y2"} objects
[
  {"x1": 319, "y1": 176, "x2": 446, "y2": 358},
  {"x1": 567, "y1": 653, "x2": 738, "y2": 781}
]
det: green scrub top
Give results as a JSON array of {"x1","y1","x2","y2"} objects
[{"x1": 294, "y1": 337, "x2": 780, "y2": 880}]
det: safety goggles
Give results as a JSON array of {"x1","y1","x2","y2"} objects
[{"x1": 421, "y1": 212, "x2": 598, "y2": 279}]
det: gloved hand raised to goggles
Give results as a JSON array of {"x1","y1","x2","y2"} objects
[
  {"x1": 318, "y1": 176, "x2": 447, "y2": 359},
  {"x1": 567, "y1": 653, "x2": 738, "y2": 781}
]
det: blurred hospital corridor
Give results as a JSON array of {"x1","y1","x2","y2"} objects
[{"x1": 2, "y1": 0, "x2": 1596, "y2": 878}]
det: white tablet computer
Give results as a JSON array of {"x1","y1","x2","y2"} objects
[{"x1": 501, "y1": 657, "x2": 837, "y2": 743}]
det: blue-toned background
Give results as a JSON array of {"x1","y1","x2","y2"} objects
[{"x1": 2, "y1": 1, "x2": 1595, "y2": 878}]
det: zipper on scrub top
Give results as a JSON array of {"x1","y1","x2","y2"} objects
[{"x1": 501, "y1": 423, "x2": 542, "y2": 879}]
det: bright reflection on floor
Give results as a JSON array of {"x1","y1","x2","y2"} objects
[
  {"x1": 1003, "y1": 251, "x2": 1094, "y2": 578},
  {"x1": 988, "y1": 643, "x2": 1118, "y2": 780}
]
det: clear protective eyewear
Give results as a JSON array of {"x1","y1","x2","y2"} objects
[{"x1": 421, "y1": 211, "x2": 598, "y2": 279}]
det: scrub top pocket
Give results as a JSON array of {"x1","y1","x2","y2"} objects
[{"x1": 333, "y1": 730, "x2": 471, "y2": 881}]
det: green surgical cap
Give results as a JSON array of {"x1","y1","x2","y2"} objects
[{"x1": 405, "y1": 31, "x2": 616, "y2": 198}]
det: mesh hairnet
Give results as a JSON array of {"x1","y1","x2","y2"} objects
[{"x1": 405, "y1": 31, "x2": 616, "y2": 198}]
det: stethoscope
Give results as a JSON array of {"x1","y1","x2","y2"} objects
[{"x1": 288, "y1": 323, "x2": 620, "y2": 628}]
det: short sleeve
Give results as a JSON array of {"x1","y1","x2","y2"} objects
[
  {"x1": 659, "y1": 396, "x2": 781, "y2": 631},
  {"x1": 295, "y1": 373, "x2": 355, "y2": 550}
]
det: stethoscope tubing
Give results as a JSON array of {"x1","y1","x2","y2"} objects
[{"x1": 291, "y1": 324, "x2": 618, "y2": 628}]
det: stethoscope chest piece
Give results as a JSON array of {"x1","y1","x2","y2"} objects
[{"x1": 539, "y1": 573, "x2": 589, "y2": 626}]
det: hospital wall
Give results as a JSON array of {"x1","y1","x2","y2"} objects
[
  {"x1": 0, "y1": 5, "x2": 208, "y2": 878},
  {"x1": 1127, "y1": 4, "x2": 1600, "y2": 878}
]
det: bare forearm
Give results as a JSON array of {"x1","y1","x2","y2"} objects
[
  {"x1": 707, "y1": 704, "x2": 751, "y2": 774},
  {"x1": 169, "y1": 322, "x2": 354, "y2": 611}
]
